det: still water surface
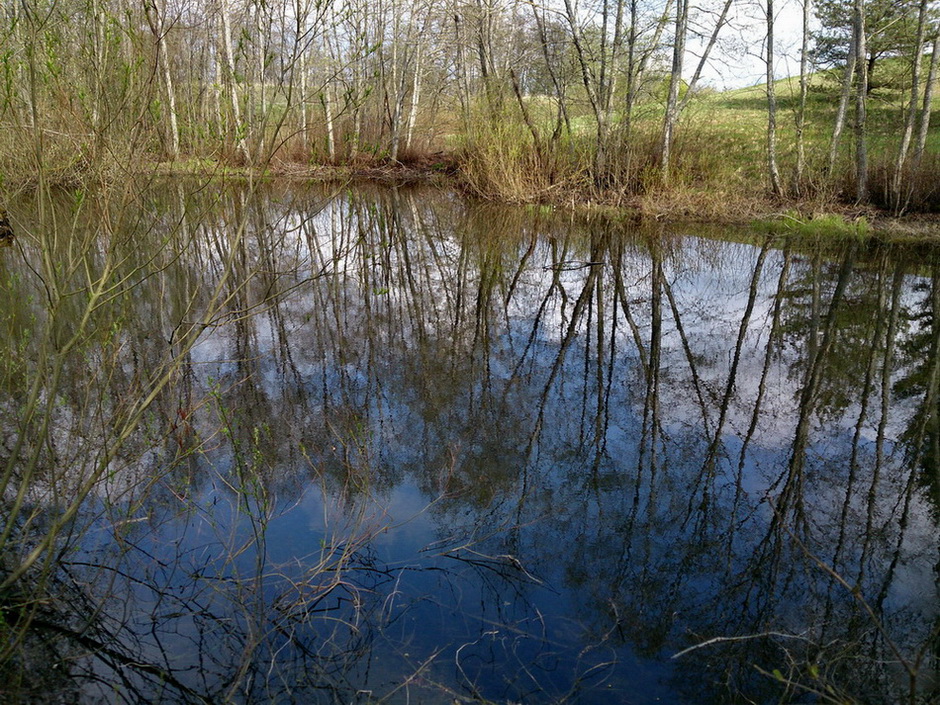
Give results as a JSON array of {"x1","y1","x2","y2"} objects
[{"x1": 1, "y1": 183, "x2": 938, "y2": 703}]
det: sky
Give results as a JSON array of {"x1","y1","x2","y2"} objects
[{"x1": 689, "y1": 0, "x2": 814, "y2": 90}]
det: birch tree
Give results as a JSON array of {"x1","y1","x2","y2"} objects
[
  {"x1": 794, "y1": 0, "x2": 811, "y2": 188},
  {"x1": 853, "y1": 0, "x2": 868, "y2": 201},
  {"x1": 661, "y1": 0, "x2": 688, "y2": 183},
  {"x1": 766, "y1": 0, "x2": 782, "y2": 196},
  {"x1": 892, "y1": 0, "x2": 929, "y2": 208},
  {"x1": 827, "y1": 23, "x2": 857, "y2": 176},
  {"x1": 914, "y1": 27, "x2": 939, "y2": 162},
  {"x1": 143, "y1": 0, "x2": 180, "y2": 158},
  {"x1": 378, "y1": 0, "x2": 434, "y2": 161},
  {"x1": 217, "y1": 0, "x2": 250, "y2": 161}
]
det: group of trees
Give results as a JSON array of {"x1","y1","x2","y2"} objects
[
  {"x1": 0, "y1": 0, "x2": 937, "y2": 204},
  {"x1": 812, "y1": 0, "x2": 940, "y2": 203}
]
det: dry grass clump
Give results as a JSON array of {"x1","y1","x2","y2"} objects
[
  {"x1": 632, "y1": 186, "x2": 779, "y2": 223},
  {"x1": 865, "y1": 154, "x2": 940, "y2": 213},
  {"x1": 458, "y1": 120, "x2": 581, "y2": 201}
]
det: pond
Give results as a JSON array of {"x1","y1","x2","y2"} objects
[{"x1": 0, "y1": 182, "x2": 938, "y2": 704}]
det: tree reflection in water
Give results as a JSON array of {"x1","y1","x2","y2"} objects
[{"x1": 1, "y1": 182, "x2": 938, "y2": 703}]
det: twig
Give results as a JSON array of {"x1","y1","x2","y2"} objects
[{"x1": 672, "y1": 631, "x2": 812, "y2": 660}]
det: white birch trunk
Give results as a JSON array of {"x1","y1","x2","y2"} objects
[
  {"x1": 323, "y1": 87, "x2": 336, "y2": 161},
  {"x1": 219, "y1": 0, "x2": 250, "y2": 161},
  {"x1": 795, "y1": 0, "x2": 810, "y2": 186},
  {"x1": 766, "y1": 0, "x2": 782, "y2": 196},
  {"x1": 892, "y1": 0, "x2": 928, "y2": 203},
  {"x1": 854, "y1": 0, "x2": 868, "y2": 201},
  {"x1": 914, "y1": 32, "x2": 940, "y2": 162},
  {"x1": 404, "y1": 43, "x2": 423, "y2": 152},
  {"x1": 144, "y1": 0, "x2": 180, "y2": 158},
  {"x1": 661, "y1": 0, "x2": 687, "y2": 184},
  {"x1": 828, "y1": 30, "x2": 857, "y2": 177}
]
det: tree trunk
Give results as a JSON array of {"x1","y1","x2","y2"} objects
[
  {"x1": 219, "y1": 0, "x2": 250, "y2": 162},
  {"x1": 144, "y1": 0, "x2": 180, "y2": 158},
  {"x1": 293, "y1": 0, "x2": 312, "y2": 156},
  {"x1": 661, "y1": 0, "x2": 688, "y2": 184},
  {"x1": 766, "y1": 0, "x2": 782, "y2": 196},
  {"x1": 298, "y1": 51, "x2": 308, "y2": 152},
  {"x1": 624, "y1": 0, "x2": 639, "y2": 142},
  {"x1": 854, "y1": 0, "x2": 868, "y2": 202},
  {"x1": 158, "y1": 26, "x2": 180, "y2": 159},
  {"x1": 474, "y1": 0, "x2": 498, "y2": 109},
  {"x1": 625, "y1": 0, "x2": 672, "y2": 157},
  {"x1": 255, "y1": 0, "x2": 268, "y2": 161},
  {"x1": 915, "y1": 31, "x2": 940, "y2": 162},
  {"x1": 795, "y1": 0, "x2": 811, "y2": 188},
  {"x1": 387, "y1": 3, "x2": 401, "y2": 160},
  {"x1": 600, "y1": 0, "x2": 626, "y2": 133},
  {"x1": 323, "y1": 89, "x2": 336, "y2": 161},
  {"x1": 563, "y1": 0, "x2": 608, "y2": 182},
  {"x1": 404, "y1": 42, "x2": 423, "y2": 152},
  {"x1": 454, "y1": 11, "x2": 471, "y2": 125},
  {"x1": 892, "y1": 0, "x2": 928, "y2": 208},
  {"x1": 92, "y1": 0, "x2": 106, "y2": 130},
  {"x1": 510, "y1": 68, "x2": 543, "y2": 163},
  {"x1": 350, "y1": 9, "x2": 366, "y2": 158},
  {"x1": 828, "y1": 28, "x2": 857, "y2": 177},
  {"x1": 529, "y1": 0, "x2": 571, "y2": 142}
]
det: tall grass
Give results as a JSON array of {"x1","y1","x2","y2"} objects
[
  {"x1": 458, "y1": 107, "x2": 583, "y2": 201},
  {"x1": 456, "y1": 104, "x2": 788, "y2": 213}
]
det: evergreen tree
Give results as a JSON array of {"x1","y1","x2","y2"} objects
[{"x1": 813, "y1": 0, "x2": 925, "y2": 90}]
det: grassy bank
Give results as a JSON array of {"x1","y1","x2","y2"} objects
[{"x1": 145, "y1": 149, "x2": 940, "y2": 242}]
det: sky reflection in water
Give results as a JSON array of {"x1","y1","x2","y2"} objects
[{"x1": 3, "y1": 184, "x2": 939, "y2": 704}]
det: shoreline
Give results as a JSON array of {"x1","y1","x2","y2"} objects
[{"x1": 135, "y1": 157, "x2": 940, "y2": 242}]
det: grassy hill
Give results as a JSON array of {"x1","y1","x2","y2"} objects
[{"x1": 664, "y1": 59, "x2": 940, "y2": 210}]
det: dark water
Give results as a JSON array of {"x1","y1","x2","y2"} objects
[{"x1": 1, "y1": 183, "x2": 939, "y2": 704}]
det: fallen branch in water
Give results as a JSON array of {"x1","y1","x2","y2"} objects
[{"x1": 671, "y1": 631, "x2": 813, "y2": 660}]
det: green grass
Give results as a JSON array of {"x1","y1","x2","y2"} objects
[
  {"x1": 752, "y1": 210, "x2": 871, "y2": 237},
  {"x1": 696, "y1": 57, "x2": 940, "y2": 165}
]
